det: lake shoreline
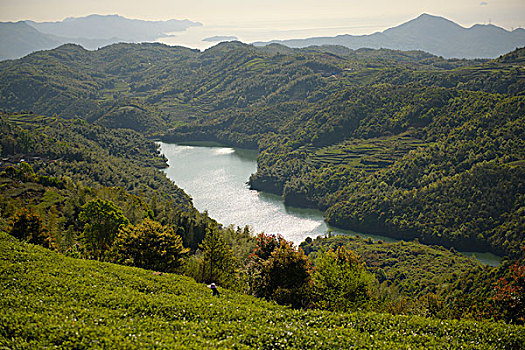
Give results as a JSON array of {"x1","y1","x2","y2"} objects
[{"x1": 159, "y1": 141, "x2": 502, "y2": 266}]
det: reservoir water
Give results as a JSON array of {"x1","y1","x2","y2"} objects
[{"x1": 160, "y1": 142, "x2": 501, "y2": 266}]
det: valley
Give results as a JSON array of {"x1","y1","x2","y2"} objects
[
  {"x1": 0, "y1": 39, "x2": 523, "y2": 347},
  {"x1": 1, "y1": 41, "x2": 522, "y2": 256}
]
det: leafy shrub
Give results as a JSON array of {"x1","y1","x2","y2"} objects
[
  {"x1": 492, "y1": 261, "x2": 525, "y2": 324},
  {"x1": 1, "y1": 163, "x2": 36, "y2": 182},
  {"x1": 79, "y1": 199, "x2": 129, "y2": 260},
  {"x1": 8, "y1": 208, "x2": 52, "y2": 248},
  {"x1": 247, "y1": 233, "x2": 312, "y2": 308},
  {"x1": 110, "y1": 218, "x2": 189, "y2": 272},
  {"x1": 312, "y1": 246, "x2": 374, "y2": 311}
]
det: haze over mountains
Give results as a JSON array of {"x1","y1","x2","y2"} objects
[
  {"x1": 0, "y1": 14, "x2": 201, "y2": 60},
  {"x1": 255, "y1": 14, "x2": 525, "y2": 59},
  {"x1": 0, "y1": 21, "x2": 62, "y2": 61},
  {"x1": 0, "y1": 13, "x2": 524, "y2": 61}
]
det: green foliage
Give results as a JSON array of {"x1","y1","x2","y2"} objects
[
  {"x1": 8, "y1": 208, "x2": 52, "y2": 248},
  {"x1": 1, "y1": 232, "x2": 524, "y2": 349},
  {"x1": 0, "y1": 43, "x2": 523, "y2": 258},
  {"x1": 2, "y1": 43, "x2": 519, "y2": 135},
  {"x1": 247, "y1": 234, "x2": 311, "y2": 308},
  {"x1": 221, "y1": 224, "x2": 257, "y2": 265},
  {"x1": 248, "y1": 84, "x2": 524, "y2": 258},
  {"x1": 300, "y1": 235, "x2": 487, "y2": 314},
  {"x1": 0, "y1": 160, "x2": 221, "y2": 264},
  {"x1": 300, "y1": 235, "x2": 523, "y2": 322},
  {"x1": 79, "y1": 199, "x2": 129, "y2": 260},
  {"x1": 0, "y1": 43, "x2": 524, "y2": 329},
  {"x1": 1, "y1": 163, "x2": 37, "y2": 183},
  {"x1": 305, "y1": 235, "x2": 483, "y2": 295},
  {"x1": 110, "y1": 218, "x2": 189, "y2": 272},
  {"x1": 312, "y1": 246, "x2": 374, "y2": 311},
  {"x1": 0, "y1": 112, "x2": 192, "y2": 208},
  {"x1": 0, "y1": 113, "x2": 229, "y2": 258},
  {"x1": 197, "y1": 228, "x2": 237, "y2": 286}
]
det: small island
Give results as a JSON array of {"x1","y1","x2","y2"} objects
[{"x1": 202, "y1": 35, "x2": 238, "y2": 42}]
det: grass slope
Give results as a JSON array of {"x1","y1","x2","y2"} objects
[{"x1": 1, "y1": 232, "x2": 523, "y2": 349}]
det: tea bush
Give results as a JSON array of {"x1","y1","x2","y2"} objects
[{"x1": 1, "y1": 232, "x2": 523, "y2": 349}]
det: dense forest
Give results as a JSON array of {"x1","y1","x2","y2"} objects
[
  {"x1": 0, "y1": 42, "x2": 524, "y2": 343},
  {"x1": 300, "y1": 235, "x2": 524, "y2": 321},
  {"x1": 1, "y1": 42, "x2": 522, "y2": 257},
  {"x1": 0, "y1": 113, "x2": 232, "y2": 251}
]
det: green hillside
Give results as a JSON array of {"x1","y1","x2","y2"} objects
[
  {"x1": 0, "y1": 43, "x2": 523, "y2": 257},
  {"x1": 299, "y1": 235, "x2": 524, "y2": 320},
  {"x1": 300, "y1": 235, "x2": 484, "y2": 297},
  {"x1": 0, "y1": 113, "x2": 225, "y2": 254},
  {"x1": 1, "y1": 41, "x2": 524, "y2": 346},
  {"x1": 1, "y1": 232, "x2": 523, "y2": 349},
  {"x1": 0, "y1": 112, "x2": 191, "y2": 208}
]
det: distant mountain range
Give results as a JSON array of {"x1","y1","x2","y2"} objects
[
  {"x1": 0, "y1": 14, "x2": 201, "y2": 61},
  {"x1": 1, "y1": 13, "x2": 524, "y2": 61},
  {"x1": 0, "y1": 22, "x2": 61, "y2": 61},
  {"x1": 254, "y1": 13, "x2": 525, "y2": 59}
]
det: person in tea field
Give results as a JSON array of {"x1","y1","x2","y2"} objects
[{"x1": 208, "y1": 283, "x2": 220, "y2": 297}]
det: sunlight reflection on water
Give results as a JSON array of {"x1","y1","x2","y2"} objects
[
  {"x1": 159, "y1": 142, "x2": 501, "y2": 266},
  {"x1": 160, "y1": 143, "x2": 332, "y2": 244},
  {"x1": 215, "y1": 148, "x2": 235, "y2": 155}
]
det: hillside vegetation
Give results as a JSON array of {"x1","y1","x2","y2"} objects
[
  {"x1": 1, "y1": 232, "x2": 523, "y2": 349},
  {"x1": 1, "y1": 113, "x2": 190, "y2": 206},
  {"x1": 2, "y1": 110, "x2": 523, "y2": 325},
  {"x1": 0, "y1": 113, "x2": 229, "y2": 254},
  {"x1": 1, "y1": 41, "x2": 524, "y2": 341},
  {"x1": 300, "y1": 235, "x2": 525, "y2": 320},
  {"x1": 301, "y1": 235, "x2": 483, "y2": 298},
  {"x1": 0, "y1": 43, "x2": 523, "y2": 257}
]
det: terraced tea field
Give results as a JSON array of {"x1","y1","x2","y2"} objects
[
  {"x1": 308, "y1": 133, "x2": 429, "y2": 172},
  {"x1": 1, "y1": 232, "x2": 523, "y2": 349},
  {"x1": 6, "y1": 113, "x2": 62, "y2": 131}
]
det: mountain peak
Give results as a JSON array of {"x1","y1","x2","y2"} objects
[
  {"x1": 255, "y1": 14, "x2": 525, "y2": 59},
  {"x1": 203, "y1": 40, "x2": 251, "y2": 54},
  {"x1": 381, "y1": 13, "x2": 466, "y2": 40},
  {"x1": 416, "y1": 13, "x2": 443, "y2": 20},
  {"x1": 390, "y1": 13, "x2": 461, "y2": 30}
]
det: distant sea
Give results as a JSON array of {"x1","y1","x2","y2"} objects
[{"x1": 156, "y1": 19, "x2": 389, "y2": 50}]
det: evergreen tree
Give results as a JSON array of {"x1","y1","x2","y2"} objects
[
  {"x1": 199, "y1": 228, "x2": 236, "y2": 286},
  {"x1": 79, "y1": 199, "x2": 129, "y2": 260}
]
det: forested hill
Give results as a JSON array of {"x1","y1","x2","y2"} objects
[
  {"x1": 1, "y1": 41, "x2": 510, "y2": 134},
  {"x1": 0, "y1": 113, "x2": 191, "y2": 208},
  {"x1": 0, "y1": 42, "x2": 523, "y2": 258},
  {"x1": 0, "y1": 112, "x2": 233, "y2": 256}
]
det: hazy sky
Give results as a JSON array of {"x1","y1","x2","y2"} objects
[{"x1": 1, "y1": 0, "x2": 524, "y2": 49}]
